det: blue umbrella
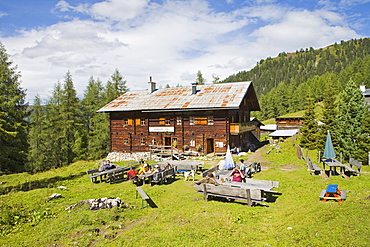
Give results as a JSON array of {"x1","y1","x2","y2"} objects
[
  {"x1": 323, "y1": 130, "x2": 336, "y2": 161},
  {"x1": 224, "y1": 145, "x2": 235, "y2": 170}
]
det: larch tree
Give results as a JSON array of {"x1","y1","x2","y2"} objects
[
  {"x1": 81, "y1": 76, "x2": 109, "y2": 160},
  {"x1": 44, "y1": 82, "x2": 64, "y2": 169},
  {"x1": 195, "y1": 70, "x2": 206, "y2": 85},
  {"x1": 27, "y1": 95, "x2": 50, "y2": 172},
  {"x1": 59, "y1": 72, "x2": 81, "y2": 165},
  {"x1": 104, "y1": 69, "x2": 128, "y2": 103},
  {"x1": 0, "y1": 42, "x2": 28, "y2": 173}
]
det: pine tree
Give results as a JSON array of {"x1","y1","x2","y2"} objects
[
  {"x1": 355, "y1": 103, "x2": 370, "y2": 164},
  {"x1": 0, "y1": 42, "x2": 28, "y2": 173},
  {"x1": 318, "y1": 75, "x2": 338, "y2": 150},
  {"x1": 334, "y1": 79, "x2": 367, "y2": 160},
  {"x1": 299, "y1": 92, "x2": 319, "y2": 150}
]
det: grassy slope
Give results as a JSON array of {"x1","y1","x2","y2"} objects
[{"x1": 0, "y1": 143, "x2": 369, "y2": 247}]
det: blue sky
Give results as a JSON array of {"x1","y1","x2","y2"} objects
[{"x1": 1, "y1": 0, "x2": 370, "y2": 102}]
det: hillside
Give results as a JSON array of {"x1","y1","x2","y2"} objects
[
  {"x1": 1, "y1": 143, "x2": 370, "y2": 246},
  {"x1": 223, "y1": 38, "x2": 370, "y2": 96},
  {"x1": 222, "y1": 38, "x2": 370, "y2": 120}
]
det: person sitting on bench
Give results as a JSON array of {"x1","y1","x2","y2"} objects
[{"x1": 194, "y1": 172, "x2": 221, "y2": 186}]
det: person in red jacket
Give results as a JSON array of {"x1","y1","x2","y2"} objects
[{"x1": 229, "y1": 168, "x2": 244, "y2": 182}]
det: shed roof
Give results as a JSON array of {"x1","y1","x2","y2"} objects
[
  {"x1": 269, "y1": 129, "x2": 299, "y2": 137},
  {"x1": 97, "y1": 81, "x2": 260, "y2": 113}
]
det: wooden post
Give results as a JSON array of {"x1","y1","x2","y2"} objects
[
  {"x1": 246, "y1": 189, "x2": 252, "y2": 207},
  {"x1": 202, "y1": 183, "x2": 208, "y2": 202},
  {"x1": 368, "y1": 152, "x2": 370, "y2": 166},
  {"x1": 318, "y1": 151, "x2": 321, "y2": 164}
]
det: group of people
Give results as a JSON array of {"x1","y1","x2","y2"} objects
[
  {"x1": 194, "y1": 159, "x2": 249, "y2": 185},
  {"x1": 137, "y1": 162, "x2": 172, "y2": 175},
  {"x1": 99, "y1": 160, "x2": 116, "y2": 171},
  {"x1": 136, "y1": 162, "x2": 173, "y2": 184}
]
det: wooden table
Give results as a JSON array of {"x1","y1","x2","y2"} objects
[
  {"x1": 137, "y1": 173, "x2": 154, "y2": 184},
  {"x1": 219, "y1": 181, "x2": 271, "y2": 192},
  {"x1": 89, "y1": 166, "x2": 129, "y2": 183},
  {"x1": 322, "y1": 159, "x2": 345, "y2": 177}
]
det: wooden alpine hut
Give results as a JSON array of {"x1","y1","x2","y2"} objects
[{"x1": 97, "y1": 79, "x2": 261, "y2": 156}]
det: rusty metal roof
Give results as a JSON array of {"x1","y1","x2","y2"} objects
[{"x1": 97, "y1": 81, "x2": 258, "y2": 112}]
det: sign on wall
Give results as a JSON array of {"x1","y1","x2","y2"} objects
[{"x1": 149, "y1": 127, "x2": 174, "y2": 133}]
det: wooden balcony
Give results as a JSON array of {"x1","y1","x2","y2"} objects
[{"x1": 230, "y1": 123, "x2": 256, "y2": 134}]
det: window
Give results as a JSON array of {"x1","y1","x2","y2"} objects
[
  {"x1": 140, "y1": 138, "x2": 145, "y2": 145},
  {"x1": 141, "y1": 119, "x2": 145, "y2": 125},
  {"x1": 124, "y1": 138, "x2": 129, "y2": 144},
  {"x1": 207, "y1": 116, "x2": 214, "y2": 125},
  {"x1": 159, "y1": 118, "x2": 165, "y2": 125},
  {"x1": 190, "y1": 139, "x2": 195, "y2": 147},
  {"x1": 151, "y1": 138, "x2": 157, "y2": 145},
  {"x1": 176, "y1": 117, "x2": 182, "y2": 125},
  {"x1": 124, "y1": 119, "x2": 133, "y2": 126},
  {"x1": 190, "y1": 116, "x2": 195, "y2": 125},
  {"x1": 165, "y1": 117, "x2": 170, "y2": 125},
  {"x1": 195, "y1": 117, "x2": 207, "y2": 125}
]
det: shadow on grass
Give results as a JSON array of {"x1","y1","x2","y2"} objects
[
  {"x1": 0, "y1": 172, "x2": 86, "y2": 196},
  {"x1": 147, "y1": 198, "x2": 158, "y2": 208}
]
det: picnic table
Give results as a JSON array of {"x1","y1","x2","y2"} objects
[
  {"x1": 137, "y1": 173, "x2": 154, "y2": 184},
  {"x1": 322, "y1": 159, "x2": 357, "y2": 177},
  {"x1": 319, "y1": 184, "x2": 347, "y2": 202},
  {"x1": 217, "y1": 178, "x2": 280, "y2": 192},
  {"x1": 88, "y1": 166, "x2": 130, "y2": 183}
]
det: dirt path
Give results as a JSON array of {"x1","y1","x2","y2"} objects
[{"x1": 244, "y1": 145, "x2": 300, "y2": 171}]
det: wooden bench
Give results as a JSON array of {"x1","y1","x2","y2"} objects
[
  {"x1": 194, "y1": 183, "x2": 265, "y2": 207},
  {"x1": 157, "y1": 161, "x2": 204, "y2": 173},
  {"x1": 349, "y1": 157, "x2": 361, "y2": 175},
  {"x1": 202, "y1": 165, "x2": 219, "y2": 177},
  {"x1": 86, "y1": 169, "x2": 100, "y2": 182},
  {"x1": 307, "y1": 157, "x2": 321, "y2": 175},
  {"x1": 150, "y1": 167, "x2": 176, "y2": 185},
  {"x1": 135, "y1": 187, "x2": 149, "y2": 208}
]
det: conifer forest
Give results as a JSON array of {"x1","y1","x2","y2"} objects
[{"x1": 1, "y1": 38, "x2": 369, "y2": 173}]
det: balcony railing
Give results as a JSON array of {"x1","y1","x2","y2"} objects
[{"x1": 230, "y1": 123, "x2": 256, "y2": 134}]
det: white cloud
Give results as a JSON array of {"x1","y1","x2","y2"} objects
[
  {"x1": 250, "y1": 9, "x2": 359, "y2": 53},
  {"x1": 90, "y1": 0, "x2": 149, "y2": 21},
  {"x1": 0, "y1": 11, "x2": 8, "y2": 18},
  {"x1": 1, "y1": 0, "x2": 363, "y2": 102}
]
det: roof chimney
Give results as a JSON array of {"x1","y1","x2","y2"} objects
[
  {"x1": 148, "y1": 76, "x2": 156, "y2": 93},
  {"x1": 192, "y1": 82, "x2": 198, "y2": 95},
  {"x1": 360, "y1": 84, "x2": 366, "y2": 92}
]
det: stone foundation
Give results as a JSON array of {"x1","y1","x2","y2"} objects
[{"x1": 106, "y1": 151, "x2": 152, "y2": 162}]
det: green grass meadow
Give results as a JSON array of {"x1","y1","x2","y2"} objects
[{"x1": 1, "y1": 141, "x2": 370, "y2": 247}]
